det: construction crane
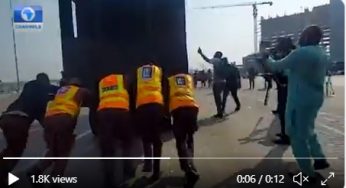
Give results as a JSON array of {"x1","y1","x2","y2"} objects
[{"x1": 197, "y1": 1, "x2": 273, "y2": 53}]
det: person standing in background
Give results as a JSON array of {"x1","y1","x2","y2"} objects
[
  {"x1": 325, "y1": 70, "x2": 335, "y2": 97},
  {"x1": 207, "y1": 69, "x2": 213, "y2": 88},
  {"x1": 193, "y1": 71, "x2": 198, "y2": 88},
  {"x1": 198, "y1": 47, "x2": 226, "y2": 118},
  {"x1": 263, "y1": 25, "x2": 330, "y2": 181},
  {"x1": 248, "y1": 67, "x2": 256, "y2": 90},
  {"x1": 222, "y1": 58, "x2": 241, "y2": 113},
  {"x1": 200, "y1": 70, "x2": 207, "y2": 88}
]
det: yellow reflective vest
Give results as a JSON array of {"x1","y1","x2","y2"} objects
[
  {"x1": 98, "y1": 74, "x2": 129, "y2": 111},
  {"x1": 46, "y1": 85, "x2": 81, "y2": 118},
  {"x1": 168, "y1": 74, "x2": 198, "y2": 112},
  {"x1": 136, "y1": 64, "x2": 163, "y2": 108}
]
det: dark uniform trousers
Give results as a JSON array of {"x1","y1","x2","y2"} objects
[
  {"x1": 222, "y1": 86, "x2": 240, "y2": 113},
  {"x1": 0, "y1": 115, "x2": 32, "y2": 186},
  {"x1": 136, "y1": 103, "x2": 164, "y2": 175},
  {"x1": 172, "y1": 107, "x2": 198, "y2": 172},
  {"x1": 277, "y1": 85, "x2": 288, "y2": 136},
  {"x1": 97, "y1": 108, "x2": 135, "y2": 185},
  {"x1": 32, "y1": 114, "x2": 76, "y2": 177},
  {"x1": 212, "y1": 81, "x2": 226, "y2": 115}
]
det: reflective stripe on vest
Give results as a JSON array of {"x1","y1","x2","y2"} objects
[
  {"x1": 98, "y1": 74, "x2": 129, "y2": 111},
  {"x1": 168, "y1": 74, "x2": 198, "y2": 112},
  {"x1": 136, "y1": 65, "x2": 163, "y2": 108},
  {"x1": 46, "y1": 85, "x2": 80, "y2": 117}
]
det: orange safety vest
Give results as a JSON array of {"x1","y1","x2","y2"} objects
[
  {"x1": 168, "y1": 74, "x2": 198, "y2": 112},
  {"x1": 45, "y1": 85, "x2": 81, "y2": 118},
  {"x1": 136, "y1": 64, "x2": 163, "y2": 108},
  {"x1": 98, "y1": 74, "x2": 129, "y2": 111}
]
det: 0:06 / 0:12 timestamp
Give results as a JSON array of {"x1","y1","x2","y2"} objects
[{"x1": 236, "y1": 174, "x2": 285, "y2": 184}]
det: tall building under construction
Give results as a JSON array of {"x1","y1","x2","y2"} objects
[{"x1": 260, "y1": 0, "x2": 344, "y2": 63}]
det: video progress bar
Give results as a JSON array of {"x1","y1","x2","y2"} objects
[{"x1": 3, "y1": 157, "x2": 339, "y2": 160}]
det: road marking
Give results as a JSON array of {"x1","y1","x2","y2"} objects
[
  {"x1": 319, "y1": 112, "x2": 344, "y2": 119},
  {"x1": 76, "y1": 130, "x2": 91, "y2": 140},
  {"x1": 319, "y1": 116, "x2": 339, "y2": 123},
  {"x1": 3, "y1": 157, "x2": 339, "y2": 160},
  {"x1": 317, "y1": 122, "x2": 344, "y2": 136}
]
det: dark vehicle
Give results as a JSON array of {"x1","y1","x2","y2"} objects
[
  {"x1": 58, "y1": 0, "x2": 189, "y2": 134},
  {"x1": 330, "y1": 61, "x2": 344, "y2": 75}
]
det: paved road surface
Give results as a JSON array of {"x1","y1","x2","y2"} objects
[{"x1": 0, "y1": 77, "x2": 344, "y2": 188}]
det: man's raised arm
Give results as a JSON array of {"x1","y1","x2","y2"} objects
[{"x1": 198, "y1": 47, "x2": 211, "y2": 63}]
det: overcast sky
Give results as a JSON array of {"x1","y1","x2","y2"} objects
[
  {"x1": 186, "y1": 0, "x2": 331, "y2": 70},
  {"x1": 0, "y1": 0, "x2": 333, "y2": 82}
]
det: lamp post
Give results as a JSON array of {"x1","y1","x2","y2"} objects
[{"x1": 9, "y1": 0, "x2": 20, "y2": 93}]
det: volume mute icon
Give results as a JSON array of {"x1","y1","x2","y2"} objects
[{"x1": 8, "y1": 173, "x2": 19, "y2": 186}]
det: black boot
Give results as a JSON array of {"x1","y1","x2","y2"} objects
[
  {"x1": 184, "y1": 170, "x2": 200, "y2": 188},
  {"x1": 213, "y1": 113, "x2": 223, "y2": 118},
  {"x1": 273, "y1": 135, "x2": 290, "y2": 145},
  {"x1": 235, "y1": 106, "x2": 241, "y2": 112},
  {"x1": 213, "y1": 114, "x2": 220, "y2": 118},
  {"x1": 314, "y1": 159, "x2": 330, "y2": 170},
  {"x1": 272, "y1": 110, "x2": 279, "y2": 115}
]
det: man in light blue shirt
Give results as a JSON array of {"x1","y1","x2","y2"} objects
[{"x1": 264, "y1": 25, "x2": 330, "y2": 178}]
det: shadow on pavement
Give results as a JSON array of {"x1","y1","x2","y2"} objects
[
  {"x1": 257, "y1": 117, "x2": 278, "y2": 147},
  {"x1": 238, "y1": 116, "x2": 278, "y2": 147},
  {"x1": 197, "y1": 110, "x2": 240, "y2": 127},
  {"x1": 197, "y1": 116, "x2": 229, "y2": 127}
]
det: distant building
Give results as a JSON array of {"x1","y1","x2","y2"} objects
[
  {"x1": 330, "y1": 0, "x2": 344, "y2": 62},
  {"x1": 260, "y1": 0, "x2": 344, "y2": 63}
]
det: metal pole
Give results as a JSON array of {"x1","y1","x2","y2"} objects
[
  {"x1": 253, "y1": 4, "x2": 258, "y2": 53},
  {"x1": 9, "y1": 0, "x2": 20, "y2": 93}
]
